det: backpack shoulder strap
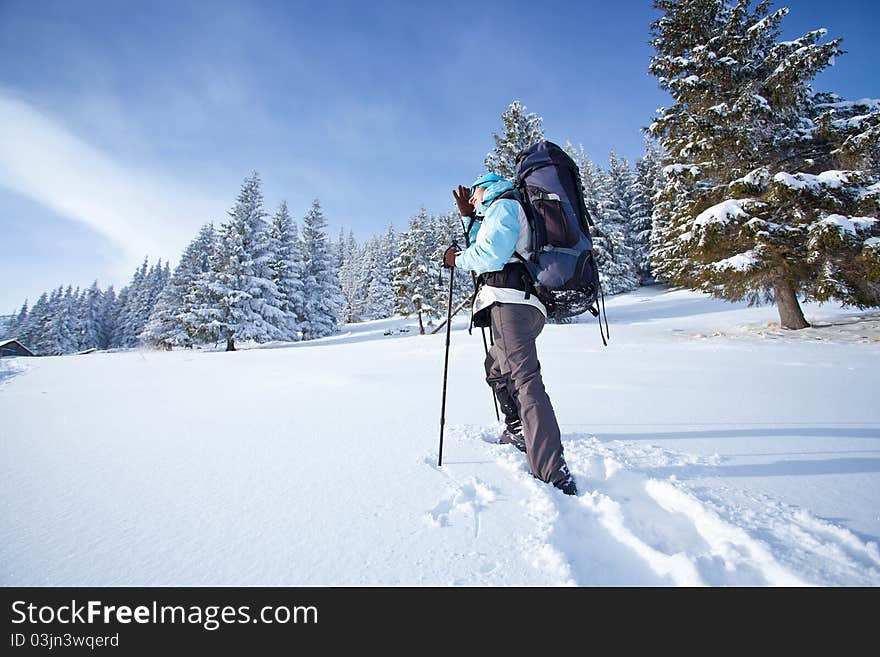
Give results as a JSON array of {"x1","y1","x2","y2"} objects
[
  {"x1": 490, "y1": 188, "x2": 541, "y2": 298},
  {"x1": 494, "y1": 189, "x2": 520, "y2": 203}
]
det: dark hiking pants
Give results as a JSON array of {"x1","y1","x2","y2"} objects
[{"x1": 484, "y1": 302, "x2": 567, "y2": 485}]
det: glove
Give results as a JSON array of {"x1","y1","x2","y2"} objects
[
  {"x1": 452, "y1": 185, "x2": 474, "y2": 218},
  {"x1": 443, "y1": 245, "x2": 458, "y2": 269}
]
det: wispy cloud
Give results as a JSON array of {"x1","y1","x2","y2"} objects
[{"x1": 0, "y1": 90, "x2": 225, "y2": 267}]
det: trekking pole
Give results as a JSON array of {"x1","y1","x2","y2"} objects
[
  {"x1": 459, "y1": 217, "x2": 500, "y2": 422},
  {"x1": 438, "y1": 245, "x2": 457, "y2": 467}
]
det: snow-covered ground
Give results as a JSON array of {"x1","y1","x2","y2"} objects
[{"x1": 2, "y1": 286, "x2": 878, "y2": 586}]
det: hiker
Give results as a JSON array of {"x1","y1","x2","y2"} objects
[{"x1": 445, "y1": 172, "x2": 577, "y2": 496}]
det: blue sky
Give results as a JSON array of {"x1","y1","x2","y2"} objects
[{"x1": 1, "y1": 0, "x2": 878, "y2": 314}]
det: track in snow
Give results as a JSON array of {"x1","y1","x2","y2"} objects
[{"x1": 430, "y1": 427, "x2": 880, "y2": 586}]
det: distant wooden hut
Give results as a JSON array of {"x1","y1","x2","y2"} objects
[{"x1": 0, "y1": 339, "x2": 35, "y2": 357}]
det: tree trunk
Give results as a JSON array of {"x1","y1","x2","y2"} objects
[
  {"x1": 226, "y1": 337, "x2": 236, "y2": 351},
  {"x1": 417, "y1": 310, "x2": 425, "y2": 335},
  {"x1": 773, "y1": 280, "x2": 810, "y2": 330}
]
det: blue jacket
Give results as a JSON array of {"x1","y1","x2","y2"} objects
[{"x1": 455, "y1": 179, "x2": 521, "y2": 274}]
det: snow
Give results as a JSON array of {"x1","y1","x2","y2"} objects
[
  {"x1": 866, "y1": 237, "x2": 880, "y2": 248},
  {"x1": 731, "y1": 168, "x2": 770, "y2": 189},
  {"x1": 752, "y1": 94, "x2": 770, "y2": 111},
  {"x1": 818, "y1": 214, "x2": 877, "y2": 234},
  {"x1": 2, "y1": 286, "x2": 879, "y2": 586},
  {"x1": 815, "y1": 98, "x2": 880, "y2": 113},
  {"x1": 774, "y1": 170, "x2": 852, "y2": 191},
  {"x1": 662, "y1": 164, "x2": 701, "y2": 176},
  {"x1": 693, "y1": 199, "x2": 750, "y2": 226},
  {"x1": 831, "y1": 115, "x2": 873, "y2": 130},
  {"x1": 710, "y1": 250, "x2": 758, "y2": 271}
]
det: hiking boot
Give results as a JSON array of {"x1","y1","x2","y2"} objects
[
  {"x1": 498, "y1": 428, "x2": 527, "y2": 454},
  {"x1": 553, "y1": 464, "x2": 578, "y2": 496}
]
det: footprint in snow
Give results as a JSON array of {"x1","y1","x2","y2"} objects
[{"x1": 425, "y1": 478, "x2": 498, "y2": 538}]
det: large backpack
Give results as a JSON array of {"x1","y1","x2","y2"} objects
[{"x1": 507, "y1": 141, "x2": 603, "y2": 322}]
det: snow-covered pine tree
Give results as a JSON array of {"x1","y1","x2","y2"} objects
[
  {"x1": 202, "y1": 173, "x2": 287, "y2": 351},
  {"x1": 606, "y1": 151, "x2": 636, "y2": 235},
  {"x1": 338, "y1": 229, "x2": 362, "y2": 324},
  {"x1": 632, "y1": 147, "x2": 659, "y2": 284},
  {"x1": 562, "y1": 142, "x2": 631, "y2": 295},
  {"x1": 391, "y1": 208, "x2": 441, "y2": 334},
  {"x1": 141, "y1": 225, "x2": 213, "y2": 348},
  {"x1": 140, "y1": 284, "x2": 181, "y2": 350},
  {"x1": 353, "y1": 237, "x2": 378, "y2": 321},
  {"x1": 98, "y1": 286, "x2": 117, "y2": 350},
  {"x1": 485, "y1": 100, "x2": 545, "y2": 180},
  {"x1": 364, "y1": 224, "x2": 397, "y2": 320},
  {"x1": 334, "y1": 227, "x2": 346, "y2": 273},
  {"x1": 580, "y1": 156, "x2": 604, "y2": 227},
  {"x1": 607, "y1": 151, "x2": 648, "y2": 287},
  {"x1": 126, "y1": 260, "x2": 169, "y2": 347},
  {"x1": 186, "y1": 226, "x2": 229, "y2": 347},
  {"x1": 45, "y1": 286, "x2": 77, "y2": 355},
  {"x1": 181, "y1": 223, "x2": 223, "y2": 345},
  {"x1": 25, "y1": 292, "x2": 51, "y2": 355},
  {"x1": 77, "y1": 281, "x2": 103, "y2": 351},
  {"x1": 299, "y1": 199, "x2": 343, "y2": 340},
  {"x1": 638, "y1": 139, "x2": 671, "y2": 283},
  {"x1": 268, "y1": 202, "x2": 304, "y2": 340},
  {"x1": 109, "y1": 287, "x2": 127, "y2": 349},
  {"x1": 113, "y1": 258, "x2": 147, "y2": 347},
  {"x1": 563, "y1": 142, "x2": 605, "y2": 234},
  {"x1": 812, "y1": 96, "x2": 880, "y2": 175},
  {"x1": 595, "y1": 163, "x2": 640, "y2": 294},
  {"x1": 648, "y1": 0, "x2": 879, "y2": 328},
  {"x1": 7, "y1": 299, "x2": 28, "y2": 343}
]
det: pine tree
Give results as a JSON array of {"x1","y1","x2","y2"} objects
[
  {"x1": 485, "y1": 100, "x2": 545, "y2": 180},
  {"x1": 595, "y1": 164, "x2": 640, "y2": 294},
  {"x1": 199, "y1": 173, "x2": 287, "y2": 351},
  {"x1": 648, "y1": 0, "x2": 879, "y2": 327},
  {"x1": 110, "y1": 286, "x2": 128, "y2": 349},
  {"x1": 338, "y1": 229, "x2": 362, "y2": 323},
  {"x1": 300, "y1": 199, "x2": 343, "y2": 340},
  {"x1": 364, "y1": 224, "x2": 397, "y2": 320},
  {"x1": 120, "y1": 260, "x2": 169, "y2": 347},
  {"x1": 391, "y1": 208, "x2": 441, "y2": 334},
  {"x1": 114, "y1": 258, "x2": 148, "y2": 347},
  {"x1": 78, "y1": 281, "x2": 103, "y2": 350},
  {"x1": 354, "y1": 237, "x2": 378, "y2": 321},
  {"x1": 334, "y1": 228, "x2": 347, "y2": 273},
  {"x1": 639, "y1": 139, "x2": 671, "y2": 283},
  {"x1": 8, "y1": 300, "x2": 28, "y2": 342},
  {"x1": 564, "y1": 142, "x2": 605, "y2": 231},
  {"x1": 181, "y1": 223, "x2": 221, "y2": 345},
  {"x1": 98, "y1": 286, "x2": 117, "y2": 350},
  {"x1": 46, "y1": 286, "x2": 77, "y2": 355},
  {"x1": 268, "y1": 202, "x2": 304, "y2": 340},
  {"x1": 142, "y1": 225, "x2": 215, "y2": 348},
  {"x1": 634, "y1": 143, "x2": 662, "y2": 283},
  {"x1": 562, "y1": 143, "x2": 634, "y2": 294},
  {"x1": 28, "y1": 291, "x2": 53, "y2": 355}
]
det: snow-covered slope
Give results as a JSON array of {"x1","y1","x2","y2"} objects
[{"x1": 1, "y1": 286, "x2": 878, "y2": 586}]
